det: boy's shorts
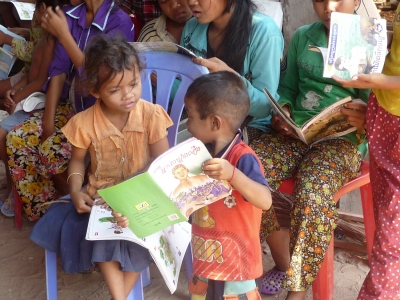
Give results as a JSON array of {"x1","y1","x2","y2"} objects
[{"x1": 0, "y1": 110, "x2": 30, "y2": 132}]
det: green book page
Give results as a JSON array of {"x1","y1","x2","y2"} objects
[{"x1": 98, "y1": 172, "x2": 186, "y2": 238}]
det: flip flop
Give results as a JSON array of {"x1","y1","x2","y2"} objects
[
  {"x1": 1, "y1": 197, "x2": 14, "y2": 217},
  {"x1": 260, "y1": 267, "x2": 286, "y2": 295}
]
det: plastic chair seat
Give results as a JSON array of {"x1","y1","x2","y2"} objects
[{"x1": 277, "y1": 160, "x2": 375, "y2": 300}]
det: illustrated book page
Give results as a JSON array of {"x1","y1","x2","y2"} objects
[
  {"x1": 130, "y1": 41, "x2": 197, "y2": 58},
  {"x1": 265, "y1": 88, "x2": 356, "y2": 145},
  {"x1": 10, "y1": 2, "x2": 35, "y2": 20},
  {"x1": 0, "y1": 24, "x2": 25, "y2": 80},
  {"x1": 97, "y1": 137, "x2": 231, "y2": 238},
  {"x1": 316, "y1": 12, "x2": 387, "y2": 79},
  {"x1": 86, "y1": 204, "x2": 191, "y2": 293}
]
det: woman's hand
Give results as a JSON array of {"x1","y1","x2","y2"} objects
[
  {"x1": 341, "y1": 98, "x2": 367, "y2": 130},
  {"x1": 270, "y1": 106, "x2": 298, "y2": 139},
  {"x1": 192, "y1": 57, "x2": 236, "y2": 73},
  {"x1": 112, "y1": 211, "x2": 130, "y2": 228},
  {"x1": 70, "y1": 190, "x2": 94, "y2": 214},
  {"x1": 41, "y1": 6, "x2": 69, "y2": 41}
]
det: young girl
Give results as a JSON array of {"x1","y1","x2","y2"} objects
[
  {"x1": 0, "y1": 0, "x2": 68, "y2": 216},
  {"x1": 181, "y1": 0, "x2": 283, "y2": 142},
  {"x1": 137, "y1": 0, "x2": 192, "y2": 43},
  {"x1": 30, "y1": 34, "x2": 172, "y2": 299},
  {"x1": 333, "y1": 4, "x2": 400, "y2": 298},
  {"x1": 249, "y1": 1, "x2": 369, "y2": 299},
  {"x1": 5, "y1": 0, "x2": 134, "y2": 221}
]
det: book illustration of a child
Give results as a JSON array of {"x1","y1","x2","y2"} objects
[
  {"x1": 171, "y1": 164, "x2": 231, "y2": 218},
  {"x1": 334, "y1": 46, "x2": 373, "y2": 78}
]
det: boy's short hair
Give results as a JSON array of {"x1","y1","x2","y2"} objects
[{"x1": 185, "y1": 71, "x2": 250, "y2": 132}]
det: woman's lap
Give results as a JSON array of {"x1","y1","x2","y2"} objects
[
  {"x1": 6, "y1": 104, "x2": 74, "y2": 221},
  {"x1": 250, "y1": 131, "x2": 363, "y2": 290}
]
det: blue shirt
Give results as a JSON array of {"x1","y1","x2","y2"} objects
[{"x1": 181, "y1": 12, "x2": 284, "y2": 130}]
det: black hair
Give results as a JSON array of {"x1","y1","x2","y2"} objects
[
  {"x1": 185, "y1": 71, "x2": 250, "y2": 132},
  {"x1": 215, "y1": 0, "x2": 256, "y2": 74},
  {"x1": 83, "y1": 34, "x2": 143, "y2": 93},
  {"x1": 35, "y1": 0, "x2": 69, "y2": 10}
]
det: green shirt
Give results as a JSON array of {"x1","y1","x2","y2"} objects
[{"x1": 278, "y1": 21, "x2": 369, "y2": 156}]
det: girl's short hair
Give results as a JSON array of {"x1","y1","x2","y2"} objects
[
  {"x1": 36, "y1": 0, "x2": 69, "y2": 10},
  {"x1": 185, "y1": 71, "x2": 250, "y2": 132},
  {"x1": 83, "y1": 34, "x2": 143, "y2": 93}
]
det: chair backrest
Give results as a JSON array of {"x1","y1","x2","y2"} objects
[{"x1": 138, "y1": 51, "x2": 209, "y2": 147}]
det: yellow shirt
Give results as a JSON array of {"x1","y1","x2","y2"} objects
[
  {"x1": 374, "y1": 5, "x2": 400, "y2": 116},
  {"x1": 62, "y1": 99, "x2": 173, "y2": 197}
]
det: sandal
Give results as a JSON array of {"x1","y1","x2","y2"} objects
[
  {"x1": 1, "y1": 197, "x2": 14, "y2": 217},
  {"x1": 260, "y1": 267, "x2": 286, "y2": 295}
]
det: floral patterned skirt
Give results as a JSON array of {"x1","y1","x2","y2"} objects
[
  {"x1": 7, "y1": 104, "x2": 75, "y2": 221},
  {"x1": 250, "y1": 131, "x2": 362, "y2": 291}
]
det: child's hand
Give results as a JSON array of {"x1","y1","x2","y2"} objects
[
  {"x1": 192, "y1": 57, "x2": 236, "y2": 74},
  {"x1": 70, "y1": 190, "x2": 94, "y2": 213},
  {"x1": 41, "y1": 6, "x2": 69, "y2": 41},
  {"x1": 7, "y1": 28, "x2": 30, "y2": 39},
  {"x1": 333, "y1": 73, "x2": 385, "y2": 89},
  {"x1": 112, "y1": 211, "x2": 130, "y2": 228},
  {"x1": 341, "y1": 99, "x2": 367, "y2": 130},
  {"x1": 4, "y1": 89, "x2": 16, "y2": 114},
  {"x1": 202, "y1": 158, "x2": 234, "y2": 181},
  {"x1": 0, "y1": 31, "x2": 12, "y2": 46}
]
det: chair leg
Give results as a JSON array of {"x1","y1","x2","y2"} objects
[
  {"x1": 142, "y1": 266, "x2": 151, "y2": 287},
  {"x1": 360, "y1": 182, "x2": 375, "y2": 265},
  {"x1": 184, "y1": 244, "x2": 193, "y2": 285},
  {"x1": 45, "y1": 249, "x2": 58, "y2": 300},
  {"x1": 312, "y1": 235, "x2": 334, "y2": 300},
  {"x1": 13, "y1": 186, "x2": 22, "y2": 230}
]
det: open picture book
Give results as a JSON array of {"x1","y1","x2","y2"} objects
[
  {"x1": 86, "y1": 205, "x2": 191, "y2": 293},
  {"x1": 265, "y1": 88, "x2": 356, "y2": 145},
  {"x1": 0, "y1": 25, "x2": 24, "y2": 80},
  {"x1": 309, "y1": 12, "x2": 387, "y2": 79},
  {"x1": 130, "y1": 41, "x2": 197, "y2": 58},
  {"x1": 97, "y1": 137, "x2": 231, "y2": 238}
]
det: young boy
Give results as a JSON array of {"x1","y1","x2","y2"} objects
[{"x1": 184, "y1": 71, "x2": 272, "y2": 299}]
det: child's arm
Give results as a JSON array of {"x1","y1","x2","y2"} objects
[
  {"x1": 0, "y1": 31, "x2": 13, "y2": 46},
  {"x1": 42, "y1": 72, "x2": 66, "y2": 141},
  {"x1": 202, "y1": 158, "x2": 272, "y2": 210},
  {"x1": 333, "y1": 73, "x2": 400, "y2": 90},
  {"x1": 68, "y1": 145, "x2": 94, "y2": 213},
  {"x1": 41, "y1": 7, "x2": 84, "y2": 68},
  {"x1": 9, "y1": 37, "x2": 55, "y2": 105}
]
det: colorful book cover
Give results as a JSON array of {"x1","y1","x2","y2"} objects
[{"x1": 97, "y1": 137, "x2": 231, "y2": 238}]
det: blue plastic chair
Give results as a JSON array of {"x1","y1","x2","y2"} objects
[{"x1": 44, "y1": 50, "x2": 208, "y2": 300}]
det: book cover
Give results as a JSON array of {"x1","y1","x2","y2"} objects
[
  {"x1": 265, "y1": 88, "x2": 356, "y2": 145},
  {"x1": 86, "y1": 204, "x2": 191, "y2": 293},
  {"x1": 10, "y1": 2, "x2": 35, "y2": 20},
  {"x1": 130, "y1": 41, "x2": 198, "y2": 58},
  {"x1": 97, "y1": 137, "x2": 231, "y2": 238},
  {"x1": 310, "y1": 12, "x2": 387, "y2": 79},
  {"x1": 0, "y1": 25, "x2": 24, "y2": 80}
]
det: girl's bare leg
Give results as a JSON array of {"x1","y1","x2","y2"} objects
[
  {"x1": 286, "y1": 291, "x2": 307, "y2": 300},
  {"x1": 98, "y1": 261, "x2": 140, "y2": 300},
  {"x1": 0, "y1": 79, "x2": 12, "y2": 99}
]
